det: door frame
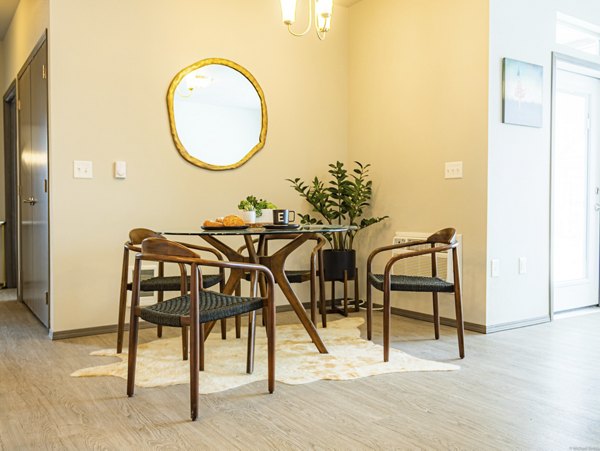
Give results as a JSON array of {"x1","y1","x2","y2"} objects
[
  {"x1": 3, "y1": 80, "x2": 19, "y2": 291},
  {"x1": 550, "y1": 52, "x2": 600, "y2": 319}
]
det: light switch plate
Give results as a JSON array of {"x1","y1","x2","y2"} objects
[
  {"x1": 445, "y1": 161, "x2": 463, "y2": 179},
  {"x1": 519, "y1": 257, "x2": 527, "y2": 275},
  {"x1": 491, "y1": 259, "x2": 500, "y2": 277},
  {"x1": 74, "y1": 160, "x2": 93, "y2": 179},
  {"x1": 114, "y1": 161, "x2": 127, "y2": 179}
]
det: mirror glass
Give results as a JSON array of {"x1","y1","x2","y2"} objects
[{"x1": 167, "y1": 59, "x2": 267, "y2": 170}]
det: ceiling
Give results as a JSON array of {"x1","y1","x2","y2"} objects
[
  {"x1": 335, "y1": 0, "x2": 364, "y2": 6},
  {"x1": 0, "y1": 0, "x2": 18, "y2": 40},
  {"x1": 0, "y1": 0, "x2": 362, "y2": 41}
]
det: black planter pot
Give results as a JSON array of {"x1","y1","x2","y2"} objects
[{"x1": 323, "y1": 249, "x2": 356, "y2": 281}]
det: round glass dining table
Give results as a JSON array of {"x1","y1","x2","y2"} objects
[{"x1": 161, "y1": 225, "x2": 354, "y2": 354}]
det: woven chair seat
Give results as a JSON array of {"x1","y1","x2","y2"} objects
[
  {"x1": 368, "y1": 273, "x2": 454, "y2": 293},
  {"x1": 127, "y1": 274, "x2": 222, "y2": 292},
  {"x1": 140, "y1": 291, "x2": 264, "y2": 328},
  {"x1": 243, "y1": 269, "x2": 311, "y2": 284}
]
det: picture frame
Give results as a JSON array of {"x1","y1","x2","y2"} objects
[{"x1": 502, "y1": 58, "x2": 544, "y2": 128}]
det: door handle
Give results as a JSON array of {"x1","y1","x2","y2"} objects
[
  {"x1": 23, "y1": 197, "x2": 37, "y2": 206},
  {"x1": 596, "y1": 203, "x2": 600, "y2": 211}
]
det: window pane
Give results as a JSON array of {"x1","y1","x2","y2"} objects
[{"x1": 553, "y1": 91, "x2": 589, "y2": 282}]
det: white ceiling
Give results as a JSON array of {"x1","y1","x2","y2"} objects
[
  {"x1": 0, "y1": 0, "x2": 18, "y2": 40},
  {"x1": 0, "y1": 0, "x2": 362, "y2": 41},
  {"x1": 335, "y1": 0, "x2": 364, "y2": 6}
]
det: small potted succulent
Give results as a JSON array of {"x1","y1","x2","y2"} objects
[
  {"x1": 287, "y1": 161, "x2": 388, "y2": 281},
  {"x1": 238, "y1": 196, "x2": 278, "y2": 224}
]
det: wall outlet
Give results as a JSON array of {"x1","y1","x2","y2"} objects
[
  {"x1": 445, "y1": 161, "x2": 463, "y2": 179},
  {"x1": 491, "y1": 259, "x2": 500, "y2": 277},
  {"x1": 519, "y1": 257, "x2": 527, "y2": 275},
  {"x1": 73, "y1": 160, "x2": 93, "y2": 179}
]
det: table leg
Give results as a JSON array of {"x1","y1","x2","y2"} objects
[{"x1": 260, "y1": 233, "x2": 328, "y2": 354}]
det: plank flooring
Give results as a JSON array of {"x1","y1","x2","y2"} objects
[{"x1": 0, "y1": 300, "x2": 599, "y2": 450}]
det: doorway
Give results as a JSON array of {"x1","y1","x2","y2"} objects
[
  {"x1": 17, "y1": 34, "x2": 50, "y2": 327},
  {"x1": 551, "y1": 54, "x2": 600, "y2": 314},
  {"x1": 3, "y1": 81, "x2": 18, "y2": 290}
]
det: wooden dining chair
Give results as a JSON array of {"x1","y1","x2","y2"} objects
[
  {"x1": 117, "y1": 228, "x2": 226, "y2": 358},
  {"x1": 237, "y1": 234, "x2": 327, "y2": 327},
  {"x1": 366, "y1": 228, "x2": 464, "y2": 361},
  {"x1": 127, "y1": 237, "x2": 276, "y2": 421}
]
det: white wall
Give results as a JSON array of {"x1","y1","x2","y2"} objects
[
  {"x1": 487, "y1": 0, "x2": 600, "y2": 326},
  {"x1": 348, "y1": 0, "x2": 489, "y2": 326},
  {"x1": 48, "y1": 0, "x2": 349, "y2": 332}
]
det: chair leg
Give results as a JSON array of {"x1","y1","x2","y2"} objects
[
  {"x1": 235, "y1": 285, "x2": 242, "y2": 339},
  {"x1": 246, "y1": 310, "x2": 256, "y2": 374},
  {"x1": 310, "y1": 277, "x2": 317, "y2": 326},
  {"x1": 267, "y1": 305, "x2": 275, "y2": 394},
  {"x1": 117, "y1": 249, "x2": 129, "y2": 354},
  {"x1": 157, "y1": 291, "x2": 164, "y2": 338},
  {"x1": 126, "y1": 313, "x2": 140, "y2": 397},
  {"x1": 319, "y1": 265, "x2": 326, "y2": 329},
  {"x1": 220, "y1": 319, "x2": 227, "y2": 340},
  {"x1": 181, "y1": 325, "x2": 189, "y2": 361},
  {"x1": 454, "y1": 288, "x2": 465, "y2": 359},
  {"x1": 343, "y1": 271, "x2": 349, "y2": 316},
  {"x1": 199, "y1": 323, "x2": 205, "y2": 372},
  {"x1": 383, "y1": 287, "x2": 391, "y2": 362},
  {"x1": 235, "y1": 315, "x2": 242, "y2": 339},
  {"x1": 366, "y1": 278, "x2": 372, "y2": 341},
  {"x1": 354, "y1": 268, "x2": 360, "y2": 313},
  {"x1": 432, "y1": 292, "x2": 440, "y2": 340},
  {"x1": 189, "y1": 322, "x2": 199, "y2": 422}
]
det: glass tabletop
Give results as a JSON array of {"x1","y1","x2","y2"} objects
[{"x1": 161, "y1": 224, "x2": 355, "y2": 236}]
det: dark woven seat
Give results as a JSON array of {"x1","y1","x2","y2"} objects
[
  {"x1": 368, "y1": 273, "x2": 454, "y2": 293},
  {"x1": 140, "y1": 291, "x2": 265, "y2": 328},
  {"x1": 243, "y1": 269, "x2": 311, "y2": 284},
  {"x1": 127, "y1": 274, "x2": 222, "y2": 292}
]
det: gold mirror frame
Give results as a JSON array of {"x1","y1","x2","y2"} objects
[{"x1": 166, "y1": 58, "x2": 268, "y2": 171}]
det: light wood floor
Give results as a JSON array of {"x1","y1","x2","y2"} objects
[{"x1": 1, "y1": 301, "x2": 599, "y2": 450}]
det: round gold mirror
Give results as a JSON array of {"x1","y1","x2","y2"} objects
[{"x1": 167, "y1": 58, "x2": 267, "y2": 170}]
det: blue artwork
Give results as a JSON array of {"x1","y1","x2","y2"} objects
[{"x1": 503, "y1": 58, "x2": 543, "y2": 128}]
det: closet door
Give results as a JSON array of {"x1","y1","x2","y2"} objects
[{"x1": 18, "y1": 39, "x2": 49, "y2": 327}]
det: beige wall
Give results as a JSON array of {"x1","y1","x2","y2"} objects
[
  {"x1": 1, "y1": 0, "x2": 48, "y2": 94},
  {"x1": 48, "y1": 0, "x2": 349, "y2": 332},
  {"x1": 348, "y1": 0, "x2": 489, "y2": 325}
]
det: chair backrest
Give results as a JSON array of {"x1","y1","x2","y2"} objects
[
  {"x1": 129, "y1": 228, "x2": 164, "y2": 245},
  {"x1": 426, "y1": 228, "x2": 456, "y2": 245},
  {"x1": 140, "y1": 237, "x2": 199, "y2": 260}
]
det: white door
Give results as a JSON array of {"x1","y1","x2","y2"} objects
[{"x1": 553, "y1": 68, "x2": 600, "y2": 313}]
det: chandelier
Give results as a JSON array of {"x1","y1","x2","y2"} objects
[{"x1": 279, "y1": 0, "x2": 334, "y2": 40}]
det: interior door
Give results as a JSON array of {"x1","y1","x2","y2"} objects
[
  {"x1": 553, "y1": 68, "x2": 600, "y2": 313},
  {"x1": 18, "y1": 39, "x2": 49, "y2": 327}
]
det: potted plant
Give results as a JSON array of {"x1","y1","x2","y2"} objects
[
  {"x1": 238, "y1": 196, "x2": 278, "y2": 224},
  {"x1": 287, "y1": 161, "x2": 388, "y2": 281}
]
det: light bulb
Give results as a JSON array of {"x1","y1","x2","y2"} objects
[{"x1": 280, "y1": 0, "x2": 297, "y2": 25}]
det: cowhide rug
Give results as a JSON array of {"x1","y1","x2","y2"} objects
[{"x1": 71, "y1": 317, "x2": 459, "y2": 394}]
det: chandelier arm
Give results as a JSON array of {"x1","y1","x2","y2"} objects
[{"x1": 287, "y1": 0, "x2": 313, "y2": 37}]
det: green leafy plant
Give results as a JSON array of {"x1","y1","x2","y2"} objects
[
  {"x1": 287, "y1": 161, "x2": 388, "y2": 250},
  {"x1": 238, "y1": 196, "x2": 277, "y2": 217}
]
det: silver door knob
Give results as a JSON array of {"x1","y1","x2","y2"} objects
[
  {"x1": 595, "y1": 203, "x2": 600, "y2": 211},
  {"x1": 23, "y1": 197, "x2": 37, "y2": 205}
]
